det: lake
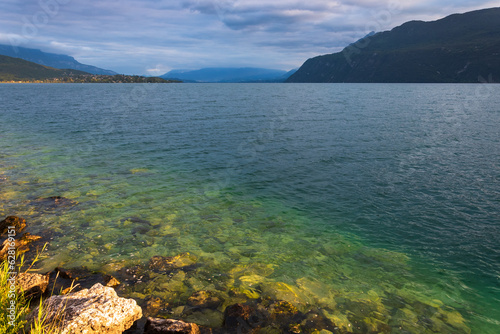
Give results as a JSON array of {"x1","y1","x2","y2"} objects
[{"x1": 1, "y1": 83, "x2": 499, "y2": 333}]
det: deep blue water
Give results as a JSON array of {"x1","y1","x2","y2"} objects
[{"x1": 1, "y1": 83, "x2": 499, "y2": 333}]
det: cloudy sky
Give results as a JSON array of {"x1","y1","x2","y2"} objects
[{"x1": 0, "y1": 0, "x2": 497, "y2": 75}]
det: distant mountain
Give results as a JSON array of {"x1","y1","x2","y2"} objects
[
  {"x1": 287, "y1": 7, "x2": 500, "y2": 83},
  {"x1": 0, "y1": 44, "x2": 117, "y2": 75},
  {"x1": 0, "y1": 55, "x2": 178, "y2": 83},
  {"x1": 0, "y1": 55, "x2": 89, "y2": 81},
  {"x1": 161, "y1": 67, "x2": 293, "y2": 82}
]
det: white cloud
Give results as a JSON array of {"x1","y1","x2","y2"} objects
[{"x1": 0, "y1": 0, "x2": 496, "y2": 73}]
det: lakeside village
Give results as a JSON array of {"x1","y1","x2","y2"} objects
[{"x1": 0, "y1": 74, "x2": 179, "y2": 84}]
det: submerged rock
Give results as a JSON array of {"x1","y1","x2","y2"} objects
[
  {"x1": 269, "y1": 300, "x2": 300, "y2": 322},
  {"x1": 25, "y1": 283, "x2": 142, "y2": 334},
  {"x1": 33, "y1": 196, "x2": 78, "y2": 210},
  {"x1": 0, "y1": 215, "x2": 26, "y2": 235},
  {"x1": 299, "y1": 310, "x2": 338, "y2": 334},
  {"x1": 223, "y1": 303, "x2": 267, "y2": 332},
  {"x1": 144, "y1": 296, "x2": 167, "y2": 316},
  {"x1": 144, "y1": 317, "x2": 200, "y2": 334},
  {"x1": 121, "y1": 217, "x2": 152, "y2": 225},
  {"x1": 187, "y1": 291, "x2": 221, "y2": 309},
  {"x1": 149, "y1": 252, "x2": 197, "y2": 272}
]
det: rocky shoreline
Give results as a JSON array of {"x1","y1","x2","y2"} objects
[
  {"x1": 1, "y1": 195, "x2": 472, "y2": 334},
  {"x1": 1, "y1": 213, "x2": 341, "y2": 334}
]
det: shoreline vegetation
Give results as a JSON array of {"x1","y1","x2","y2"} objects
[{"x1": 0, "y1": 74, "x2": 181, "y2": 84}]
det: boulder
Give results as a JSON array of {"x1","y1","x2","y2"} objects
[
  {"x1": 144, "y1": 317, "x2": 200, "y2": 334},
  {"x1": 17, "y1": 272, "x2": 50, "y2": 299},
  {"x1": 0, "y1": 216, "x2": 26, "y2": 235},
  {"x1": 25, "y1": 283, "x2": 142, "y2": 334}
]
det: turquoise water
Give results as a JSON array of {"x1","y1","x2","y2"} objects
[{"x1": 1, "y1": 83, "x2": 499, "y2": 333}]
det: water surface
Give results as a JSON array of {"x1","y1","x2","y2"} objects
[{"x1": 1, "y1": 83, "x2": 499, "y2": 333}]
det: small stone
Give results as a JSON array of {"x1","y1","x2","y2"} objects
[
  {"x1": 0, "y1": 216, "x2": 26, "y2": 235},
  {"x1": 104, "y1": 275, "x2": 120, "y2": 287},
  {"x1": 144, "y1": 317, "x2": 200, "y2": 334}
]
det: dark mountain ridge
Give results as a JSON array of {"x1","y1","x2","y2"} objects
[
  {"x1": 287, "y1": 7, "x2": 500, "y2": 83},
  {"x1": 0, "y1": 54, "x2": 89, "y2": 81}
]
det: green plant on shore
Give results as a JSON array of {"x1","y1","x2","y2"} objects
[
  {"x1": 0, "y1": 256, "x2": 29, "y2": 333},
  {"x1": 26, "y1": 269, "x2": 74, "y2": 334},
  {"x1": 27, "y1": 296, "x2": 64, "y2": 334},
  {"x1": 0, "y1": 244, "x2": 70, "y2": 334}
]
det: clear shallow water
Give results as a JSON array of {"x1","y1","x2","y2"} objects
[{"x1": 1, "y1": 83, "x2": 499, "y2": 333}]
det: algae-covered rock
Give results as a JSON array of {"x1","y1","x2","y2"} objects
[
  {"x1": 149, "y1": 252, "x2": 197, "y2": 272},
  {"x1": 223, "y1": 303, "x2": 267, "y2": 332},
  {"x1": 229, "y1": 263, "x2": 275, "y2": 277},
  {"x1": 296, "y1": 277, "x2": 336, "y2": 309},
  {"x1": 299, "y1": 310, "x2": 338, "y2": 334},
  {"x1": 322, "y1": 309, "x2": 353, "y2": 333},
  {"x1": 184, "y1": 308, "x2": 225, "y2": 328},
  {"x1": 144, "y1": 296, "x2": 167, "y2": 316},
  {"x1": 261, "y1": 282, "x2": 309, "y2": 309},
  {"x1": 232, "y1": 275, "x2": 263, "y2": 300},
  {"x1": 187, "y1": 290, "x2": 221, "y2": 309},
  {"x1": 269, "y1": 300, "x2": 299, "y2": 321},
  {"x1": 34, "y1": 196, "x2": 78, "y2": 210}
]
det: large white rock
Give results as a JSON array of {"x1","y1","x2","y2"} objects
[{"x1": 25, "y1": 283, "x2": 142, "y2": 334}]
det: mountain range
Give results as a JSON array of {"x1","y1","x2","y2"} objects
[
  {"x1": 2, "y1": 7, "x2": 499, "y2": 84},
  {"x1": 0, "y1": 44, "x2": 117, "y2": 75},
  {"x1": 161, "y1": 68, "x2": 296, "y2": 83},
  {"x1": 287, "y1": 7, "x2": 500, "y2": 83},
  {"x1": 0, "y1": 55, "x2": 175, "y2": 83},
  {"x1": 0, "y1": 55, "x2": 89, "y2": 81}
]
